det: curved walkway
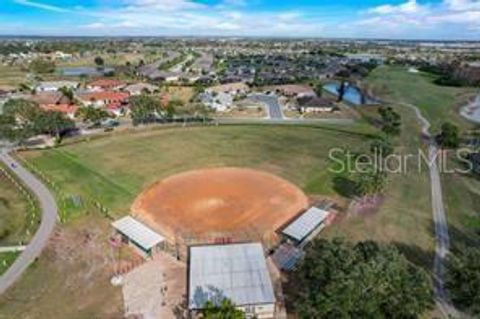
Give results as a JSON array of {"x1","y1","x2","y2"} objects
[
  {"x1": 400, "y1": 102, "x2": 459, "y2": 318},
  {"x1": 0, "y1": 149, "x2": 58, "y2": 295}
]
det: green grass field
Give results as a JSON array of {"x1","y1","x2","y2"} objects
[
  {"x1": 0, "y1": 64, "x2": 27, "y2": 90},
  {"x1": 6, "y1": 120, "x2": 441, "y2": 317},
  {"x1": 365, "y1": 65, "x2": 480, "y2": 257},
  {"x1": 19, "y1": 122, "x2": 435, "y2": 252},
  {"x1": 0, "y1": 168, "x2": 37, "y2": 246},
  {"x1": 0, "y1": 251, "x2": 20, "y2": 276},
  {"x1": 367, "y1": 65, "x2": 476, "y2": 131},
  {"x1": 20, "y1": 125, "x2": 374, "y2": 215}
]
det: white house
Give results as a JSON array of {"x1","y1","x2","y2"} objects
[{"x1": 36, "y1": 81, "x2": 78, "y2": 93}]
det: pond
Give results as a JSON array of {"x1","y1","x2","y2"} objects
[
  {"x1": 460, "y1": 93, "x2": 480, "y2": 124},
  {"x1": 323, "y1": 83, "x2": 377, "y2": 106},
  {"x1": 58, "y1": 66, "x2": 115, "y2": 77}
]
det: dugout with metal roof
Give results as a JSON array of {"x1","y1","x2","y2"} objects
[
  {"x1": 281, "y1": 206, "x2": 330, "y2": 247},
  {"x1": 188, "y1": 243, "x2": 276, "y2": 318},
  {"x1": 112, "y1": 216, "x2": 165, "y2": 258}
]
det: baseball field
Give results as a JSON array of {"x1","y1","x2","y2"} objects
[{"x1": 132, "y1": 167, "x2": 309, "y2": 245}]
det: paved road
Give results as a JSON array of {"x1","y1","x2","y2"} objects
[
  {"x1": 401, "y1": 102, "x2": 459, "y2": 318},
  {"x1": 0, "y1": 149, "x2": 58, "y2": 295},
  {"x1": 248, "y1": 94, "x2": 284, "y2": 119}
]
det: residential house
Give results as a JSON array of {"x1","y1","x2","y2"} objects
[
  {"x1": 274, "y1": 85, "x2": 316, "y2": 98},
  {"x1": 87, "y1": 79, "x2": 126, "y2": 91},
  {"x1": 297, "y1": 96, "x2": 336, "y2": 113},
  {"x1": 124, "y1": 83, "x2": 159, "y2": 96},
  {"x1": 208, "y1": 82, "x2": 249, "y2": 96},
  {"x1": 36, "y1": 81, "x2": 78, "y2": 93},
  {"x1": 78, "y1": 91, "x2": 130, "y2": 110},
  {"x1": 39, "y1": 103, "x2": 79, "y2": 119}
]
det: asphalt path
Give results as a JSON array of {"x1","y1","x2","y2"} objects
[
  {"x1": 0, "y1": 149, "x2": 58, "y2": 295},
  {"x1": 401, "y1": 102, "x2": 459, "y2": 318}
]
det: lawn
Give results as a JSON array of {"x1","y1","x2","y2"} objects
[
  {"x1": 19, "y1": 123, "x2": 435, "y2": 253},
  {"x1": 19, "y1": 124, "x2": 374, "y2": 217},
  {"x1": 0, "y1": 167, "x2": 38, "y2": 246},
  {"x1": 325, "y1": 103, "x2": 435, "y2": 263},
  {"x1": 0, "y1": 64, "x2": 27, "y2": 90},
  {"x1": 367, "y1": 65, "x2": 476, "y2": 131},
  {"x1": 0, "y1": 251, "x2": 20, "y2": 276},
  {"x1": 364, "y1": 65, "x2": 480, "y2": 261},
  {"x1": 0, "y1": 216, "x2": 123, "y2": 319},
  {"x1": 6, "y1": 121, "x2": 444, "y2": 317}
]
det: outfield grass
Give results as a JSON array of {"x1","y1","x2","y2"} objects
[
  {"x1": 20, "y1": 125, "x2": 374, "y2": 216},
  {"x1": 20, "y1": 123, "x2": 436, "y2": 252},
  {"x1": 367, "y1": 65, "x2": 476, "y2": 131}
]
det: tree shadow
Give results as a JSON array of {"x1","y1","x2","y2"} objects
[
  {"x1": 391, "y1": 241, "x2": 435, "y2": 274},
  {"x1": 332, "y1": 175, "x2": 358, "y2": 198}
]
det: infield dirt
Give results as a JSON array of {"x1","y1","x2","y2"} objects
[{"x1": 132, "y1": 167, "x2": 309, "y2": 245}]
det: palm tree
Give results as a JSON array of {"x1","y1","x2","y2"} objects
[{"x1": 58, "y1": 86, "x2": 75, "y2": 105}]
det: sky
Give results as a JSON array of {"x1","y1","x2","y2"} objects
[{"x1": 0, "y1": 0, "x2": 479, "y2": 39}]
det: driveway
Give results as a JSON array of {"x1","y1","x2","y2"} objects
[
  {"x1": 0, "y1": 149, "x2": 58, "y2": 295},
  {"x1": 248, "y1": 94, "x2": 284, "y2": 119}
]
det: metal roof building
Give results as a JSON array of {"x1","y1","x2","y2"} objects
[
  {"x1": 112, "y1": 216, "x2": 165, "y2": 251},
  {"x1": 281, "y1": 207, "x2": 330, "y2": 244},
  {"x1": 188, "y1": 243, "x2": 276, "y2": 313}
]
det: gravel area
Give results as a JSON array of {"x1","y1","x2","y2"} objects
[{"x1": 123, "y1": 253, "x2": 186, "y2": 319}]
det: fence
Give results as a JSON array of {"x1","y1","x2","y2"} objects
[
  {"x1": 12, "y1": 151, "x2": 115, "y2": 223},
  {"x1": 0, "y1": 166, "x2": 40, "y2": 242}
]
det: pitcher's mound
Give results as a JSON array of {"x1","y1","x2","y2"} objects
[{"x1": 132, "y1": 167, "x2": 308, "y2": 244}]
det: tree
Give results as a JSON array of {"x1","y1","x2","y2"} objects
[
  {"x1": 370, "y1": 136, "x2": 394, "y2": 157},
  {"x1": 0, "y1": 99, "x2": 40, "y2": 143},
  {"x1": 202, "y1": 298, "x2": 245, "y2": 319},
  {"x1": 314, "y1": 82, "x2": 324, "y2": 97},
  {"x1": 290, "y1": 239, "x2": 433, "y2": 319},
  {"x1": 0, "y1": 99, "x2": 74, "y2": 143},
  {"x1": 446, "y1": 247, "x2": 480, "y2": 316},
  {"x1": 355, "y1": 168, "x2": 387, "y2": 196},
  {"x1": 29, "y1": 58, "x2": 55, "y2": 74},
  {"x1": 58, "y1": 86, "x2": 75, "y2": 105},
  {"x1": 378, "y1": 106, "x2": 401, "y2": 136},
  {"x1": 129, "y1": 94, "x2": 164, "y2": 125},
  {"x1": 34, "y1": 110, "x2": 75, "y2": 140},
  {"x1": 76, "y1": 106, "x2": 110, "y2": 124},
  {"x1": 436, "y1": 122, "x2": 460, "y2": 149},
  {"x1": 94, "y1": 56, "x2": 105, "y2": 69}
]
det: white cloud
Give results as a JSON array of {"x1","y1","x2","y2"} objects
[
  {"x1": 367, "y1": 0, "x2": 425, "y2": 15},
  {"x1": 9, "y1": 0, "x2": 480, "y2": 39},
  {"x1": 353, "y1": 0, "x2": 480, "y2": 38},
  {"x1": 14, "y1": 0, "x2": 70, "y2": 13},
  {"x1": 444, "y1": 0, "x2": 480, "y2": 11}
]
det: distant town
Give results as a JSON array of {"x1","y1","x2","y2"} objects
[{"x1": 0, "y1": 36, "x2": 479, "y2": 319}]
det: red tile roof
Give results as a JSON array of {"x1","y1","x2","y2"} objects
[
  {"x1": 88, "y1": 79, "x2": 125, "y2": 89},
  {"x1": 80, "y1": 91, "x2": 129, "y2": 102},
  {"x1": 40, "y1": 104, "x2": 79, "y2": 114}
]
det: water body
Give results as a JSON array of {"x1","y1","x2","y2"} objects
[
  {"x1": 58, "y1": 66, "x2": 114, "y2": 77},
  {"x1": 323, "y1": 83, "x2": 377, "y2": 105},
  {"x1": 460, "y1": 93, "x2": 480, "y2": 124}
]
